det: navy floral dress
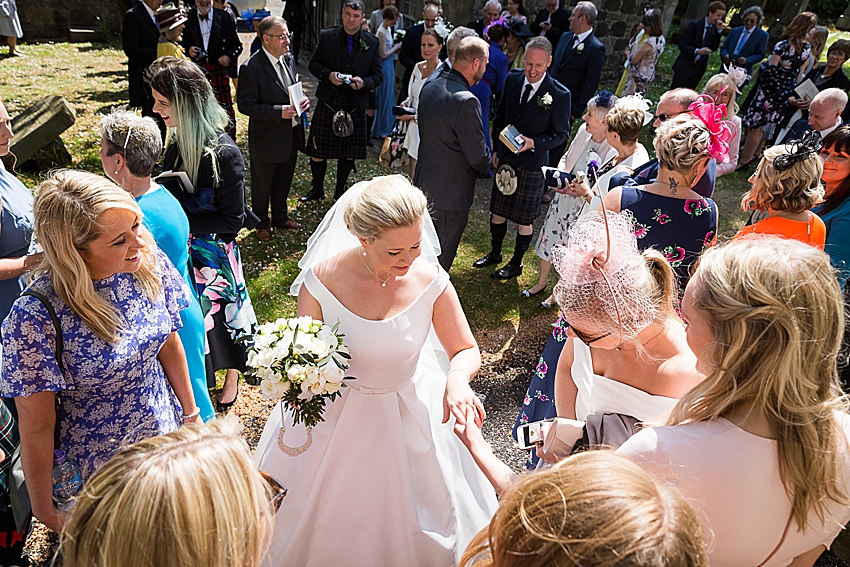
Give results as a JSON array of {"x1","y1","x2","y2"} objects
[
  {"x1": 621, "y1": 187, "x2": 717, "y2": 290},
  {"x1": 1, "y1": 249, "x2": 188, "y2": 480},
  {"x1": 741, "y1": 39, "x2": 811, "y2": 129}
]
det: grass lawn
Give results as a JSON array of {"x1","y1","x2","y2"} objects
[{"x1": 2, "y1": 31, "x2": 845, "y2": 336}]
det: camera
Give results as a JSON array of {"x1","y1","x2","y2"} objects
[
  {"x1": 338, "y1": 73, "x2": 353, "y2": 85},
  {"x1": 193, "y1": 49, "x2": 208, "y2": 64}
]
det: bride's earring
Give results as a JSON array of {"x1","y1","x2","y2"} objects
[{"x1": 362, "y1": 250, "x2": 367, "y2": 256}]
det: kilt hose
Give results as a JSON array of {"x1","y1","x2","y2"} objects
[
  {"x1": 199, "y1": 59, "x2": 236, "y2": 141},
  {"x1": 489, "y1": 167, "x2": 545, "y2": 226},
  {"x1": 307, "y1": 90, "x2": 368, "y2": 160}
]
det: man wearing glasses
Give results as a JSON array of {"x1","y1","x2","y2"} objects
[
  {"x1": 720, "y1": 6, "x2": 768, "y2": 79},
  {"x1": 237, "y1": 16, "x2": 311, "y2": 241},
  {"x1": 610, "y1": 88, "x2": 716, "y2": 198}
]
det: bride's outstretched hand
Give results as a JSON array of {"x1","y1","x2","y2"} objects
[{"x1": 443, "y1": 372, "x2": 485, "y2": 427}]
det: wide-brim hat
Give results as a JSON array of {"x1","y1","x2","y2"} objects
[
  {"x1": 155, "y1": 3, "x2": 188, "y2": 31},
  {"x1": 252, "y1": 9, "x2": 272, "y2": 20},
  {"x1": 506, "y1": 17, "x2": 531, "y2": 46}
]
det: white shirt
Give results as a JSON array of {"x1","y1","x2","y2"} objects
[
  {"x1": 572, "y1": 28, "x2": 593, "y2": 48},
  {"x1": 520, "y1": 73, "x2": 546, "y2": 104},
  {"x1": 263, "y1": 46, "x2": 287, "y2": 87},
  {"x1": 198, "y1": 9, "x2": 212, "y2": 50},
  {"x1": 142, "y1": 1, "x2": 158, "y2": 29},
  {"x1": 819, "y1": 119, "x2": 843, "y2": 140}
]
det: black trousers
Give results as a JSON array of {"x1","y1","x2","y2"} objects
[
  {"x1": 432, "y1": 208, "x2": 470, "y2": 272},
  {"x1": 250, "y1": 138, "x2": 299, "y2": 228},
  {"x1": 670, "y1": 63, "x2": 708, "y2": 90}
]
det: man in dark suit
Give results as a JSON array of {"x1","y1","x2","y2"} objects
[
  {"x1": 302, "y1": 0, "x2": 382, "y2": 201},
  {"x1": 781, "y1": 88, "x2": 847, "y2": 144},
  {"x1": 476, "y1": 36, "x2": 570, "y2": 279},
  {"x1": 122, "y1": 0, "x2": 163, "y2": 123},
  {"x1": 414, "y1": 37, "x2": 492, "y2": 272},
  {"x1": 720, "y1": 5, "x2": 767, "y2": 78},
  {"x1": 549, "y1": 1, "x2": 604, "y2": 167},
  {"x1": 182, "y1": 0, "x2": 243, "y2": 140},
  {"x1": 237, "y1": 16, "x2": 310, "y2": 241},
  {"x1": 283, "y1": 0, "x2": 307, "y2": 62},
  {"x1": 670, "y1": 1, "x2": 726, "y2": 90},
  {"x1": 530, "y1": 0, "x2": 570, "y2": 47},
  {"x1": 398, "y1": 1, "x2": 440, "y2": 103},
  {"x1": 466, "y1": 0, "x2": 502, "y2": 39}
]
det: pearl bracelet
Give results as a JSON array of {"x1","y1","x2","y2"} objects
[{"x1": 181, "y1": 407, "x2": 201, "y2": 420}]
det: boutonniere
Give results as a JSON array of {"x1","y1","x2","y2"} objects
[
  {"x1": 576, "y1": 42, "x2": 585, "y2": 54},
  {"x1": 537, "y1": 92, "x2": 553, "y2": 110},
  {"x1": 359, "y1": 38, "x2": 369, "y2": 51}
]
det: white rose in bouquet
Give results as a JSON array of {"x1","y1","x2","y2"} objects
[{"x1": 261, "y1": 378, "x2": 290, "y2": 400}]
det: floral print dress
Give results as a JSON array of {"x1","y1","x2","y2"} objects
[
  {"x1": 620, "y1": 186, "x2": 717, "y2": 290},
  {"x1": 741, "y1": 39, "x2": 811, "y2": 129},
  {"x1": 1, "y1": 249, "x2": 188, "y2": 480}
]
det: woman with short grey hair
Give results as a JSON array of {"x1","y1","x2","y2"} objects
[{"x1": 99, "y1": 109, "x2": 214, "y2": 421}]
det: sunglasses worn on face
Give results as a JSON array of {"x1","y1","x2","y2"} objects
[
  {"x1": 259, "y1": 470, "x2": 287, "y2": 514},
  {"x1": 572, "y1": 327, "x2": 612, "y2": 345},
  {"x1": 655, "y1": 110, "x2": 686, "y2": 123}
]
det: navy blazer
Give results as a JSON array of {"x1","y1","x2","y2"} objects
[
  {"x1": 720, "y1": 25, "x2": 768, "y2": 75},
  {"x1": 181, "y1": 7, "x2": 243, "y2": 62},
  {"x1": 673, "y1": 18, "x2": 722, "y2": 73},
  {"x1": 492, "y1": 69, "x2": 571, "y2": 170},
  {"x1": 237, "y1": 51, "x2": 304, "y2": 163},
  {"x1": 551, "y1": 31, "x2": 605, "y2": 119},
  {"x1": 308, "y1": 26, "x2": 382, "y2": 111},
  {"x1": 529, "y1": 8, "x2": 571, "y2": 46},
  {"x1": 121, "y1": 2, "x2": 159, "y2": 107}
]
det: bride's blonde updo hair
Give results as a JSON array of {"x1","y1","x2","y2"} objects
[{"x1": 344, "y1": 176, "x2": 428, "y2": 241}]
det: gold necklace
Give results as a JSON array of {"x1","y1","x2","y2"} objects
[{"x1": 360, "y1": 247, "x2": 392, "y2": 287}]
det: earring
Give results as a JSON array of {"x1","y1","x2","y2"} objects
[
  {"x1": 114, "y1": 170, "x2": 119, "y2": 175},
  {"x1": 362, "y1": 250, "x2": 367, "y2": 256}
]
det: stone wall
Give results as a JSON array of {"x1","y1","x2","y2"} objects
[
  {"x1": 18, "y1": 0, "x2": 125, "y2": 41},
  {"x1": 459, "y1": 0, "x2": 680, "y2": 90}
]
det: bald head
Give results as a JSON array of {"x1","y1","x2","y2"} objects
[
  {"x1": 653, "y1": 88, "x2": 699, "y2": 129},
  {"x1": 808, "y1": 88, "x2": 848, "y2": 132},
  {"x1": 453, "y1": 36, "x2": 489, "y2": 85}
]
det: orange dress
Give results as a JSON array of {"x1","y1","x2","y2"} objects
[{"x1": 734, "y1": 212, "x2": 826, "y2": 250}]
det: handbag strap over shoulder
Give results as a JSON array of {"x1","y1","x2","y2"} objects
[{"x1": 21, "y1": 290, "x2": 64, "y2": 373}]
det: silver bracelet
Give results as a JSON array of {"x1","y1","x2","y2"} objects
[{"x1": 181, "y1": 407, "x2": 201, "y2": 420}]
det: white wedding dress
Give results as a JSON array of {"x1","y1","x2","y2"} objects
[{"x1": 254, "y1": 266, "x2": 498, "y2": 567}]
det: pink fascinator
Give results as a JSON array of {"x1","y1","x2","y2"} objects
[
  {"x1": 551, "y1": 211, "x2": 656, "y2": 342},
  {"x1": 688, "y1": 94, "x2": 736, "y2": 163},
  {"x1": 723, "y1": 63, "x2": 750, "y2": 94}
]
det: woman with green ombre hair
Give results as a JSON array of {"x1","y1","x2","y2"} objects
[{"x1": 147, "y1": 56, "x2": 259, "y2": 411}]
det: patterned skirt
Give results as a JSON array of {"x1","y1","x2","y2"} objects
[
  {"x1": 513, "y1": 316, "x2": 568, "y2": 469},
  {"x1": 307, "y1": 90, "x2": 368, "y2": 160},
  {"x1": 489, "y1": 168, "x2": 545, "y2": 225},
  {"x1": 190, "y1": 234, "x2": 257, "y2": 374},
  {"x1": 199, "y1": 60, "x2": 237, "y2": 140}
]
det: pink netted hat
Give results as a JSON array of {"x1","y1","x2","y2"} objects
[{"x1": 551, "y1": 211, "x2": 657, "y2": 341}]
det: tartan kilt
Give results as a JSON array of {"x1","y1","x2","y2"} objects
[
  {"x1": 490, "y1": 167, "x2": 545, "y2": 225},
  {"x1": 198, "y1": 60, "x2": 233, "y2": 106},
  {"x1": 307, "y1": 90, "x2": 368, "y2": 160}
]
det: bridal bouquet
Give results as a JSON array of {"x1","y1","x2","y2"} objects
[{"x1": 247, "y1": 317, "x2": 351, "y2": 428}]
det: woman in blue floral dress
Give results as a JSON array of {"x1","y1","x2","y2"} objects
[
  {"x1": 148, "y1": 57, "x2": 259, "y2": 409},
  {"x1": 738, "y1": 12, "x2": 816, "y2": 168},
  {"x1": 1, "y1": 171, "x2": 200, "y2": 533}
]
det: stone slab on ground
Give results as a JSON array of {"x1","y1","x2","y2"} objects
[{"x1": 9, "y1": 96, "x2": 76, "y2": 165}]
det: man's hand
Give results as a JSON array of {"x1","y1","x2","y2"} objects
[
  {"x1": 299, "y1": 97, "x2": 310, "y2": 112},
  {"x1": 737, "y1": 56, "x2": 746, "y2": 65},
  {"x1": 540, "y1": 22, "x2": 551, "y2": 31},
  {"x1": 517, "y1": 135, "x2": 535, "y2": 153},
  {"x1": 350, "y1": 76, "x2": 364, "y2": 90},
  {"x1": 696, "y1": 47, "x2": 712, "y2": 56},
  {"x1": 329, "y1": 71, "x2": 345, "y2": 86},
  {"x1": 282, "y1": 105, "x2": 298, "y2": 119},
  {"x1": 188, "y1": 46, "x2": 201, "y2": 58},
  {"x1": 492, "y1": 153, "x2": 499, "y2": 168},
  {"x1": 722, "y1": 54, "x2": 731, "y2": 65},
  {"x1": 218, "y1": 55, "x2": 231, "y2": 67}
]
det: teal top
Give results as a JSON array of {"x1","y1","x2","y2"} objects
[
  {"x1": 813, "y1": 196, "x2": 850, "y2": 290},
  {"x1": 137, "y1": 185, "x2": 215, "y2": 421}
]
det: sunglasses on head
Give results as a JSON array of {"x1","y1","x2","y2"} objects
[{"x1": 259, "y1": 470, "x2": 287, "y2": 514}]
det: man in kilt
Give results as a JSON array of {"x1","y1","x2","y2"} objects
[
  {"x1": 301, "y1": 0, "x2": 382, "y2": 201},
  {"x1": 182, "y1": 0, "x2": 243, "y2": 141},
  {"x1": 474, "y1": 36, "x2": 570, "y2": 279}
]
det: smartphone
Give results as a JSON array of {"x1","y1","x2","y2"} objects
[{"x1": 516, "y1": 420, "x2": 552, "y2": 450}]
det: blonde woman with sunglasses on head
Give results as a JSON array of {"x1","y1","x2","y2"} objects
[
  {"x1": 619, "y1": 237, "x2": 850, "y2": 567},
  {"x1": 62, "y1": 417, "x2": 279, "y2": 567}
]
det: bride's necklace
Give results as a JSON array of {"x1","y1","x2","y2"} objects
[{"x1": 360, "y1": 247, "x2": 392, "y2": 287}]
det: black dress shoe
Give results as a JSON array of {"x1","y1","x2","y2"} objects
[
  {"x1": 491, "y1": 263, "x2": 523, "y2": 279},
  {"x1": 299, "y1": 190, "x2": 324, "y2": 202},
  {"x1": 473, "y1": 251, "x2": 502, "y2": 268},
  {"x1": 520, "y1": 284, "x2": 547, "y2": 298}
]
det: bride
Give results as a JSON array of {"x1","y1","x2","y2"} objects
[{"x1": 253, "y1": 175, "x2": 498, "y2": 566}]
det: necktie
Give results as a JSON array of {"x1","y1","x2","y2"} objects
[
  {"x1": 734, "y1": 29, "x2": 749, "y2": 55},
  {"x1": 279, "y1": 60, "x2": 300, "y2": 126},
  {"x1": 346, "y1": 35, "x2": 354, "y2": 54},
  {"x1": 702, "y1": 24, "x2": 711, "y2": 47},
  {"x1": 521, "y1": 83, "x2": 533, "y2": 108},
  {"x1": 199, "y1": 12, "x2": 209, "y2": 21}
]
